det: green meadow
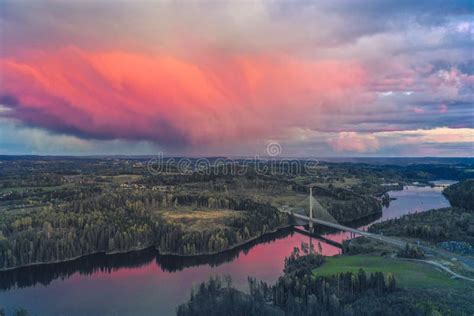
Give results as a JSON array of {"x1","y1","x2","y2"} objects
[{"x1": 314, "y1": 255, "x2": 469, "y2": 289}]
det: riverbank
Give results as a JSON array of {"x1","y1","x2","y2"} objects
[
  {"x1": 1, "y1": 204, "x2": 380, "y2": 272},
  {"x1": 0, "y1": 222, "x2": 295, "y2": 272},
  {"x1": 1, "y1": 182, "x2": 459, "y2": 316},
  {"x1": 156, "y1": 222, "x2": 294, "y2": 257},
  {"x1": 0, "y1": 182, "x2": 449, "y2": 272},
  {"x1": 0, "y1": 245, "x2": 156, "y2": 272}
]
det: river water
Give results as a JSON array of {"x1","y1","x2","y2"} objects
[{"x1": 0, "y1": 183, "x2": 453, "y2": 315}]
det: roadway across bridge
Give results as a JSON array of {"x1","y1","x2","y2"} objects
[
  {"x1": 279, "y1": 186, "x2": 406, "y2": 249},
  {"x1": 279, "y1": 187, "x2": 474, "y2": 282},
  {"x1": 280, "y1": 209, "x2": 406, "y2": 248}
]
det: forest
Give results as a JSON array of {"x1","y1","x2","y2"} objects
[
  {"x1": 177, "y1": 246, "x2": 465, "y2": 316},
  {"x1": 369, "y1": 179, "x2": 474, "y2": 245},
  {"x1": 0, "y1": 189, "x2": 286, "y2": 269},
  {"x1": 1, "y1": 157, "x2": 473, "y2": 270},
  {"x1": 443, "y1": 179, "x2": 474, "y2": 210},
  {"x1": 178, "y1": 177, "x2": 474, "y2": 316}
]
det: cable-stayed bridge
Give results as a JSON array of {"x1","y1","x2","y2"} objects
[
  {"x1": 280, "y1": 187, "x2": 474, "y2": 282},
  {"x1": 279, "y1": 187, "x2": 406, "y2": 248}
]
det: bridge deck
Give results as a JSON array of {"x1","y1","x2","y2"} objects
[
  {"x1": 282, "y1": 210, "x2": 474, "y2": 282},
  {"x1": 284, "y1": 211, "x2": 406, "y2": 248},
  {"x1": 292, "y1": 227, "x2": 343, "y2": 249}
]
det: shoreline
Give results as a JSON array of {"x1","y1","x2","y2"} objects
[
  {"x1": 0, "y1": 223, "x2": 295, "y2": 273},
  {"x1": 2, "y1": 184, "x2": 421, "y2": 273},
  {"x1": 0, "y1": 210, "x2": 386, "y2": 272},
  {"x1": 0, "y1": 245, "x2": 155, "y2": 272},
  {"x1": 157, "y1": 223, "x2": 295, "y2": 257}
]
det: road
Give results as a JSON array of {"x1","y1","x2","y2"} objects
[
  {"x1": 283, "y1": 210, "x2": 407, "y2": 248},
  {"x1": 283, "y1": 210, "x2": 474, "y2": 282},
  {"x1": 390, "y1": 253, "x2": 474, "y2": 282}
]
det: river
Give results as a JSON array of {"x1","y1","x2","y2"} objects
[{"x1": 0, "y1": 182, "x2": 454, "y2": 315}]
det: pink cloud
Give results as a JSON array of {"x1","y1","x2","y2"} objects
[
  {"x1": 0, "y1": 47, "x2": 367, "y2": 148},
  {"x1": 438, "y1": 103, "x2": 448, "y2": 113},
  {"x1": 412, "y1": 107, "x2": 425, "y2": 114},
  {"x1": 393, "y1": 127, "x2": 473, "y2": 144},
  {"x1": 328, "y1": 132, "x2": 380, "y2": 153}
]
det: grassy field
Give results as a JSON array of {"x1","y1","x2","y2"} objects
[
  {"x1": 312, "y1": 177, "x2": 361, "y2": 189},
  {"x1": 161, "y1": 209, "x2": 245, "y2": 231},
  {"x1": 103, "y1": 174, "x2": 143, "y2": 184},
  {"x1": 314, "y1": 255, "x2": 469, "y2": 289},
  {"x1": 268, "y1": 193, "x2": 307, "y2": 208}
]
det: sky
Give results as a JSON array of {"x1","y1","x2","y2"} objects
[{"x1": 0, "y1": 0, "x2": 473, "y2": 157}]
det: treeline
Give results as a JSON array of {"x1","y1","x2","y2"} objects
[
  {"x1": 443, "y1": 179, "x2": 474, "y2": 210},
  {"x1": 273, "y1": 247, "x2": 396, "y2": 315},
  {"x1": 369, "y1": 179, "x2": 474, "y2": 244},
  {"x1": 0, "y1": 192, "x2": 157, "y2": 269},
  {"x1": 324, "y1": 195, "x2": 381, "y2": 223},
  {"x1": 369, "y1": 207, "x2": 474, "y2": 244},
  {"x1": 0, "y1": 190, "x2": 286, "y2": 269},
  {"x1": 157, "y1": 195, "x2": 286, "y2": 255},
  {"x1": 177, "y1": 270, "x2": 397, "y2": 316},
  {"x1": 218, "y1": 176, "x2": 383, "y2": 224},
  {"x1": 0, "y1": 157, "x2": 147, "y2": 179},
  {"x1": 178, "y1": 247, "x2": 454, "y2": 316},
  {"x1": 0, "y1": 174, "x2": 64, "y2": 189},
  {"x1": 292, "y1": 185, "x2": 382, "y2": 223},
  {"x1": 398, "y1": 243, "x2": 425, "y2": 259},
  {"x1": 0, "y1": 185, "x2": 102, "y2": 203},
  {"x1": 177, "y1": 275, "x2": 283, "y2": 316},
  {"x1": 0, "y1": 308, "x2": 29, "y2": 316}
]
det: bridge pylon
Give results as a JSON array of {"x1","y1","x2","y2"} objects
[{"x1": 309, "y1": 186, "x2": 314, "y2": 232}]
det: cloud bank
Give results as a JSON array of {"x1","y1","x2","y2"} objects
[{"x1": 0, "y1": 0, "x2": 472, "y2": 156}]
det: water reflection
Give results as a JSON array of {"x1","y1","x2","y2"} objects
[
  {"x1": 0, "y1": 218, "x2": 378, "y2": 292},
  {"x1": 156, "y1": 227, "x2": 296, "y2": 273},
  {"x1": 0, "y1": 248, "x2": 157, "y2": 291},
  {"x1": 0, "y1": 185, "x2": 452, "y2": 316},
  {"x1": 1, "y1": 227, "x2": 296, "y2": 290},
  {"x1": 0, "y1": 198, "x2": 401, "y2": 291}
]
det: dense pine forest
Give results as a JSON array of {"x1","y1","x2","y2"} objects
[
  {"x1": 443, "y1": 179, "x2": 474, "y2": 210},
  {"x1": 178, "y1": 177, "x2": 474, "y2": 316},
  {"x1": 1, "y1": 157, "x2": 473, "y2": 270},
  {"x1": 0, "y1": 190, "x2": 286, "y2": 269},
  {"x1": 369, "y1": 179, "x2": 474, "y2": 245},
  {"x1": 177, "y1": 246, "x2": 468, "y2": 315}
]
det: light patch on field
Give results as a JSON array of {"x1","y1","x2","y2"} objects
[
  {"x1": 312, "y1": 177, "x2": 361, "y2": 189},
  {"x1": 161, "y1": 209, "x2": 245, "y2": 231},
  {"x1": 106, "y1": 174, "x2": 143, "y2": 184},
  {"x1": 270, "y1": 193, "x2": 308, "y2": 208},
  {"x1": 163, "y1": 209, "x2": 239, "y2": 220}
]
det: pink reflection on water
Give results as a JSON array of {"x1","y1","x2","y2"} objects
[
  {"x1": 54, "y1": 228, "x2": 343, "y2": 315},
  {"x1": 1, "y1": 184, "x2": 452, "y2": 315},
  {"x1": 68, "y1": 228, "x2": 342, "y2": 292}
]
